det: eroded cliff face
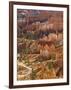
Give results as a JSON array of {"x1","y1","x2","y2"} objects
[{"x1": 17, "y1": 10, "x2": 63, "y2": 80}]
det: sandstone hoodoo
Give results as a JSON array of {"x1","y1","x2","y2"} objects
[{"x1": 17, "y1": 9, "x2": 63, "y2": 80}]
